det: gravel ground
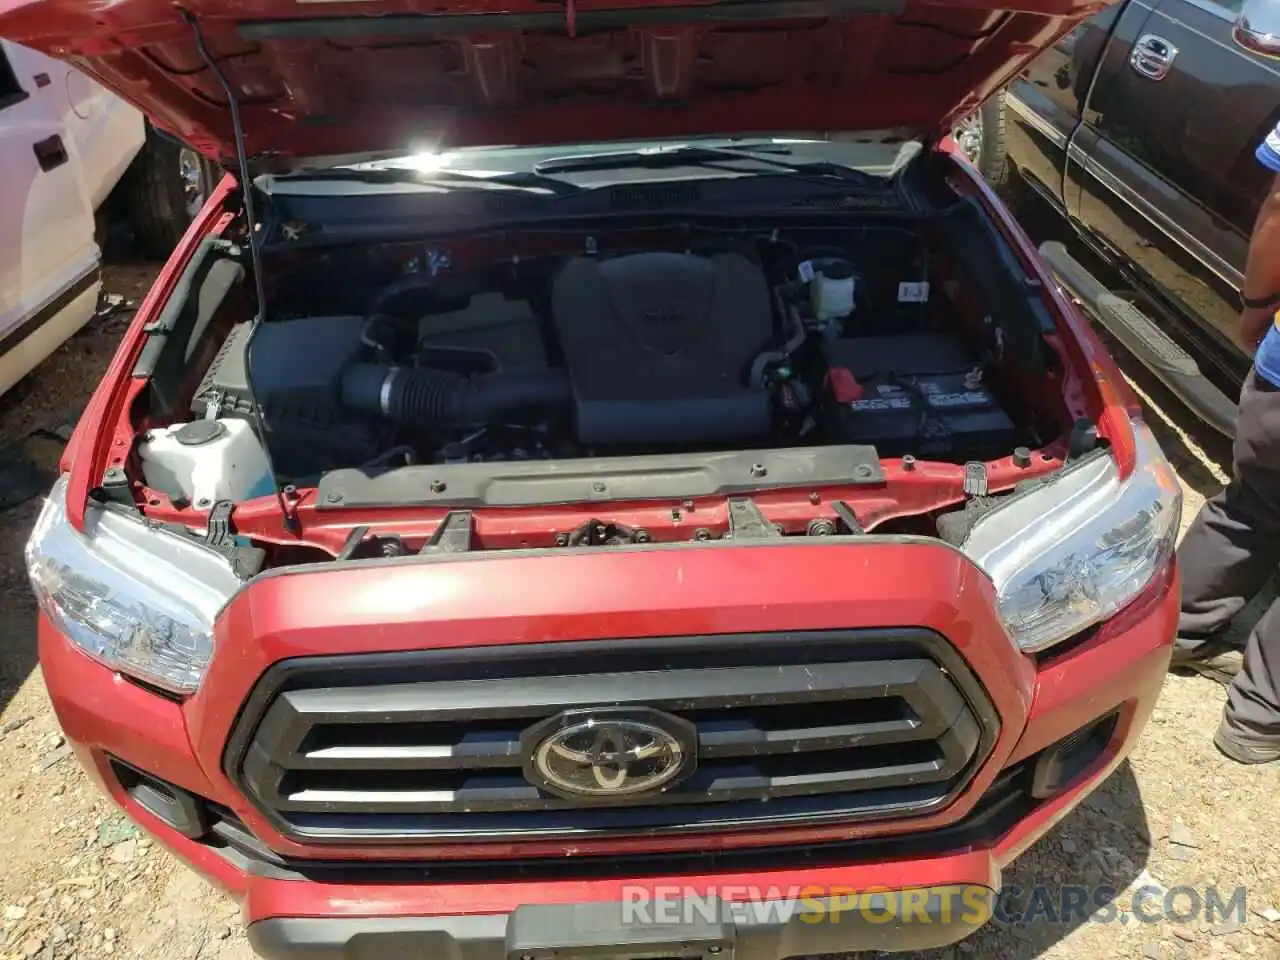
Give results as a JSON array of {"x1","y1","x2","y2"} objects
[{"x1": 0, "y1": 259, "x2": 1278, "y2": 960}]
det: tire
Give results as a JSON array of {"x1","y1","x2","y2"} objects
[
  {"x1": 953, "y1": 90, "x2": 1010, "y2": 188},
  {"x1": 123, "y1": 127, "x2": 221, "y2": 259}
]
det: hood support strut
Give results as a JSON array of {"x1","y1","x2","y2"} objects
[{"x1": 181, "y1": 8, "x2": 300, "y2": 535}]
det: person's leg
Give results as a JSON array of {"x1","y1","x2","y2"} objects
[
  {"x1": 1176, "y1": 492, "x2": 1277, "y2": 647},
  {"x1": 1174, "y1": 373, "x2": 1280, "y2": 676},
  {"x1": 1217, "y1": 596, "x2": 1280, "y2": 763}
]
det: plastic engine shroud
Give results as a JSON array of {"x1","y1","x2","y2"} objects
[{"x1": 550, "y1": 251, "x2": 774, "y2": 446}]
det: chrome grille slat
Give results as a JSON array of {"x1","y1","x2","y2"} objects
[
  {"x1": 226, "y1": 631, "x2": 998, "y2": 844},
  {"x1": 301, "y1": 732, "x2": 525, "y2": 769},
  {"x1": 696, "y1": 717, "x2": 929, "y2": 756},
  {"x1": 278, "y1": 756, "x2": 958, "y2": 805},
  {"x1": 292, "y1": 715, "x2": 935, "y2": 769}
]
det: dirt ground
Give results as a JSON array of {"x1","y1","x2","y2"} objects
[{"x1": 0, "y1": 260, "x2": 1278, "y2": 960}]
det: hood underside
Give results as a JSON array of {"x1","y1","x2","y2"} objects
[{"x1": 0, "y1": 0, "x2": 1107, "y2": 167}]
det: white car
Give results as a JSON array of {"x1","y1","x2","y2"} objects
[{"x1": 0, "y1": 38, "x2": 217, "y2": 398}]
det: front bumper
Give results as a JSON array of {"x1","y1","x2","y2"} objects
[
  {"x1": 247, "y1": 886, "x2": 995, "y2": 959},
  {"x1": 38, "y1": 542, "x2": 1178, "y2": 958}
]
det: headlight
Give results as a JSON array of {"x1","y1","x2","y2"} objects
[
  {"x1": 24, "y1": 475, "x2": 241, "y2": 694},
  {"x1": 961, "y1": 418, "x2": 1181, "y2": 653}
]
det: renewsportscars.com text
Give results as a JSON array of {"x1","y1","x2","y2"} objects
[{"x1": 620, "y1": 884, "x2": 1247, "y2": 927}]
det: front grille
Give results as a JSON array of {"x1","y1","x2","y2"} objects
[{"x1": 225, "y1": 631, "x2": 998, "y2": 844}]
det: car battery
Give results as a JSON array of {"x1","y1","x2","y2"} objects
[{"x1": 820, "y1": 332, "x2": 1016, "y2": 459}]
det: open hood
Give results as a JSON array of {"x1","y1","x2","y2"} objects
[{"x1": 0, "y1": 0, "x2": 1106, "y2": 169}]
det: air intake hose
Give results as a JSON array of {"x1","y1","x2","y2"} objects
[{"x1": 341, "y1": 363, "x2": 573, "y2": 427}]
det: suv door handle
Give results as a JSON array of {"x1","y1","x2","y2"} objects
[
  {"x1": 1130, "y1": 34, "x2": 1179, "y2": 80},
  {"x1": 32, "y1": 134, "x2": 68, "y2": 171}
]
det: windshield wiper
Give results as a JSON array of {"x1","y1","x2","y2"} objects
[
  {"x1": 277, "y1": 167, "x2": 584, "y2": 196},
  {"x1": 533, "y1": 144, "x2": 883, "y2": 186}
]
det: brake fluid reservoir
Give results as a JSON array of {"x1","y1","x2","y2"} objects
[
  {"x1": 810, "y1": 259, "x2": 856, "y2": 321},
  {"x1": 139, "y1": 419, "x2": 274, "y2": 505}
]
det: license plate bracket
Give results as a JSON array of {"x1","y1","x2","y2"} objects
[{"x1": 506, "y1": 900, "x2": 734, "y2": 960}]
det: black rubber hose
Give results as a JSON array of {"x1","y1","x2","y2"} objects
[
  {"x1": 341, "y1": 363, "x2": 572, "y2": 427},
  {"x1": 368, "y1": 275, "x2": 435, "y2": 316}
]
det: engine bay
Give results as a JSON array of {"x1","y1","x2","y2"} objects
[
  {"x1": 152, "y1": 223, "x2": 1049, "y2": 497},
  {"x1": 117, "y1": 189, "x2": 1087, "y2": 566}
]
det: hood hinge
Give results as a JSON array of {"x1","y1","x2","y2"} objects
[{"x1": 222, "y1": 181, "x2": 245, "y2": 217}]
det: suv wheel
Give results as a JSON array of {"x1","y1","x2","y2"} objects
[
  {"x1": 953, "y1": 91, "x2": 1009, "y2": 188},
  {"x1": 123, "y1": 128, "x2": 221, "y2": 259}
]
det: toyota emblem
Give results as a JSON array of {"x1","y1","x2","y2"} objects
[{"x1": 523, "y1": 707, "x2": 697, "y2": 801}]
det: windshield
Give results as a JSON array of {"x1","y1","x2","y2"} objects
[{"x1": 258, "y1": 134, "x2": 923, "y2": 194}]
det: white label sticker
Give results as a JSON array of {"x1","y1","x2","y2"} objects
[
  {"x1": 898, "y1": 281, "x2": 930, "y2": 303},
  {"x1": 848, "y1": 381, "x2": 992, "y2": 414},
  {"x1": 929, "y1": 391, "x2": 991, "y2": 409},
  {"x1": 798, "y1": 260, "x2": 816, "y2": 283},
  {"x1": 849, "y1": 397, "x2": 913, "y2": 411}
]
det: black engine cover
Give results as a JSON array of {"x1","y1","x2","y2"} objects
[{"x1": 551, "y1": 252, "x2": 773, "y2": 446}]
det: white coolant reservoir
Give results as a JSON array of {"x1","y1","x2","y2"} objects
[
  {"x1": 810, "y1": 260, "x2": 856, "y2": 321},
  {"x1": 139, "y1": 419, "x2": 274, "y2": 506}
]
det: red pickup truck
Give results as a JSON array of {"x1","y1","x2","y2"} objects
[{"x1": 5, "y1": 0, "x2": 1183, "y2": 953}]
